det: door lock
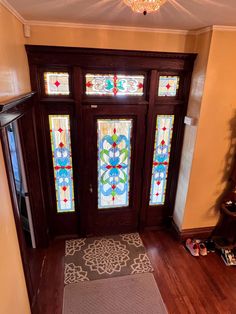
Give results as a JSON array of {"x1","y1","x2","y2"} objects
[{"x1": 89, "y1": 184, "x2": 93, "y2": 194}]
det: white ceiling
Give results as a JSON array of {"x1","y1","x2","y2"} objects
[{"x1": 5, "y1": 0, "x2": 236, "y2": 31}]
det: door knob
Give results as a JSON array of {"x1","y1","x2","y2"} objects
[{"x1": 89, "y1": 184, "x2": 93, "y2": 194}]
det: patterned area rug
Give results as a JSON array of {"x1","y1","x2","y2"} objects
[
  {"x1": 64, "y1": 233, "x2": 153, "y2": 284},
  {"x1": 63, "y1": 273, "x2": 168, "y2": 314}
]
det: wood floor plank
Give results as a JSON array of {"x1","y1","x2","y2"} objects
[{"x1": 32, "y1": 230, "x2": 236, "y2": 314}]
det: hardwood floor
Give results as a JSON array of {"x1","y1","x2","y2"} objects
[{"x1": 32, "y1": 230, "x2": 236, "y2": 314}]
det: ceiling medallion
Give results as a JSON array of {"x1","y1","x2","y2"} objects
[{"x1": 124, "y1": 0, "x2": 166, "y2": 15}]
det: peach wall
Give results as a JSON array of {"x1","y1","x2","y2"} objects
[
  {"x1": 26, "y1": 24, "x2": 195, "y2": 52},
  {"x1": 0, "y1": 3, "x2": 31, "y2": 314},
  {"x1": 182, "y1": 30, "x2": 236, "y2": 229},
  {"x1": 0, "y1": 4, "x2": 30, "y2": 101},
  {"x1": 0, "y1": 143, "x2": 31, "y2": 314},
  {"x1": 174, "y1": 30, "x2": 213, "y2": 229}
]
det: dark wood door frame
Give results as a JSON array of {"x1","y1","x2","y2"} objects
[
  {"x1": 26, "y1": 45, "x2": 196, "y2": 236},
  {"x1": 0, "y1": 92, "x2": 49, "y2": 309}
]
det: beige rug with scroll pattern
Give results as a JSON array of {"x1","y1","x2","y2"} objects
[{"x1": 64, "y1": 233, "x2": 153, "y2": 284}]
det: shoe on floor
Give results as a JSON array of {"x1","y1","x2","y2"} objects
[
  {"x1": 185, "y1": 238, "x2": 199, "y2": 257},
  {"x1": 199, "y1": 242, "x2": 207, "y2": 256}
]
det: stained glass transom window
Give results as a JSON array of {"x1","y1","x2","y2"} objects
[
  {"x1": 97, "y1": 119, "x2": 132, "y2": 209},
  {"x1": 158, "y1": 76, "x2": 179, "y2": 97},
  {"x1": 86, "y1": 74, "x2": 144, "y2": 96},
  {"x1": 44, "y1": 72, "x2": 70, "y2": 95},
  {"x1": 149, "y1": 115, "x2": 174, "y2": 206},
  {"x1": 49, "y1": 115, "x2": 75, "y2": 213}
]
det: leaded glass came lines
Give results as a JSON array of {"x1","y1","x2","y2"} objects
[
  {"x1": 97, "y1": 119, "x2": 132, "y2": 209},
  {"x1": 44, "y1": 72, "x2": 70, "y2": 95},
  {"x1": 158, "y1": 76, "x2": 179, "y2": 97},
  {"x1": 86, "y1": 74, "x2": 144, "y2": 96},
  {"x1": 149, "y1": 115, "x2": 174, "y2": 206},
  {"x1": 49, "y1": 115, "x2": 75, "y2": 213}
]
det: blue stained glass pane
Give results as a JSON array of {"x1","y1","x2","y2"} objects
[
  {"x1": 149, "y1": 115, "x2": 174, "y2": 206},
  {"x1": 158, "y1": 76, "x2": 179, "y2": 96},
  {"x1": 7, "y1": 125, "x2": 21, "y2": 191},
  {"x1": 97, "y1": 119, "x2": 132, "y2": 209},
  {"x1": 49, "y1": 115, "x2": 75, "y2": 213}
]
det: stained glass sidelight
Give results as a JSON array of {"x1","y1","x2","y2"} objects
[
  {"x1": 85, "y1": 74, "x2": 144, "y2": 96},
  {"x1": 149, "y1": 115, "x2": 174, "y2": 206},
  {"x1": 44, "y1": 72, "x2": 70, "y2": 95},
  {"x1": 158, "y1": 76, "x2": 179, "y2": 97},
  {"x1": 97, "y1": 119, "x2": 132, "y2": 209},
  {"x1": 49, "y1": 115, "x2": 75, "y2": 213}
]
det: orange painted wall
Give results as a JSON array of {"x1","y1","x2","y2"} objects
[
  {"x1": 0, "y1": 4, "x2": 31, "y2": 314},
  {"x1": 174, "y1": 30, "x2": 213, "y2": 228},
  {"x1": 182, "y1": 30, "x2": 236, "y2": 229},
  {"x1": 0, "y1": 4, "x2": 30, "y2": 101},
  {"x1": 26, "y1": 24, "x2": 195, "y2": 52}
]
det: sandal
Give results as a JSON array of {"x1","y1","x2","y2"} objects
[{"x1": 185, "y1": 238, "x2": 199, "y2": 256}]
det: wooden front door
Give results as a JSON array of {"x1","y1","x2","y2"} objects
[
  {"x1": 82, "y1": 105, "x2": 146, "y2": 235},
  {"x1": 26, "y1": 46, "x2": 196, "y2": 238}
]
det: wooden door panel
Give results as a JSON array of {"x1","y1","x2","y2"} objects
[{"x1": 82, "y1": 105, "x2": 146, "y2": 236}]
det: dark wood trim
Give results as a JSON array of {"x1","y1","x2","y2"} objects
[
  {"x1": 0, "y1": 92, "x2": 36, "y2": 128},
  {"x1": 25, "y1": 45, "x2": 196, "y2": 60},
  {"x1": 0, "y1": 91, "x2": 48, "y2": 311},
  {"x1": 171, "y1": 220, "x2": 215, "y2": 241},
  {"x1": 18, "y1": 107, "x2": 49, "y2": 247},
  {"x1": 25, "y1": 45, "x2": 196, "y2": 71},
  {"x1": 0, "y1": 92, "x2": 35, "y2": 112}
]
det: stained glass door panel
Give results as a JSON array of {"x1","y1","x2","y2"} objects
[
  {"x1": 149, "y1": 115, "x2": 174, "y2": 205},
  {"x1": 49, "y1": 115, "x2": 75, "y2": 213},
  {"x1": 97, "y1": 119, "x2": 132, "y2": 209}
]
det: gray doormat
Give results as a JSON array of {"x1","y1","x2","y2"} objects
[
  {"x1": 63, "y1": 273, "x2": 168, "y2": 314},
  {"x1": 64, "y1": 233, "x2": 153, "y2": 284}
]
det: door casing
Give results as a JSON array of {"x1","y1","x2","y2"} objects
[{"x1": 25, "y1": 45, "x2": 196, "y2": 238}]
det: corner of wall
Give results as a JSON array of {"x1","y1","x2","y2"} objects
[{"x1": 173, "y1": 29, "x2": 213, "y2": 230}]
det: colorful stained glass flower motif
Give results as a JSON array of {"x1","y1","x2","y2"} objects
[
  {"x1": 97, "y1": 119, "x2": 132, "y2": 209},
  {"x1": 149, "y1": 115, "x2": 174, "y2": 206},
  {"x1": 49, "y1": 115, "x2": 75, "y2": 213},
  {"x1": 158, "y1": 76, "x2": 179, "y2": 97},
  {"x1": 44, "y1": 72, "x2": 70, "y2": 95},
  {"x1": 86, "y1": 74, "x2": 144, "y2": 96}
]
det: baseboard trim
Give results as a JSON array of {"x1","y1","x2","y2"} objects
[{"x1": 171, "y1": 220, "x2": 215, "y2": 241}]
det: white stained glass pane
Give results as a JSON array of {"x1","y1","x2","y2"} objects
[
  {"x1": 97, "y1": 119, "x2": 132, "y2": 209},
  {"x1": 44, "y1": 72, "x2": 70, "y2": 95},
  {"x1": 158, "y1": 76, "x2": 179, "y2": 97},
  {"x1": 149, "y1": 115, "x2": 174, "y2": 205}
]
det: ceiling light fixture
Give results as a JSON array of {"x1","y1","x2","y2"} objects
[{"x1": 124, "y1": 0, "x2": 166, "y2": 15}]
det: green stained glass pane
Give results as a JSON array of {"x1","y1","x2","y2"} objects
[
  {"x1": 49, "y1": 115, "x2": 75, "y2": 213},
  {"x1": 44, "y1": 72, "x2": 70, "y2": 95},
  {"x1": 158, "y1": 76, "x2": 179, "y2": 97},
  {"x1": 86, "y1": 74, "x2": 144, "y2": 96},
  {"x1": 149, "y1": 115, "x2": 174, "y2": 206},
  {"x1": 97, "y1": 119, "x2": 132, "y2": 209}
]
